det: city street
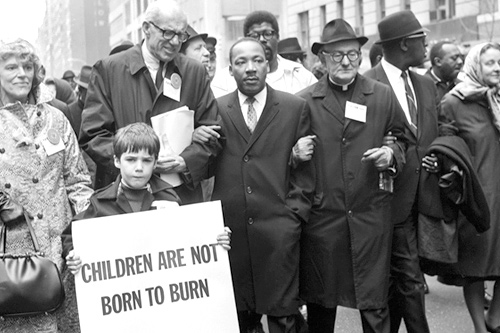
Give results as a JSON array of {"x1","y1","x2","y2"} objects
[{"x1": 262, "y1": 275, "x2": 476, "y2": 332}]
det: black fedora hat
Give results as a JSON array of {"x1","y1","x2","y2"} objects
[
  {"x1": 312, "y1": 19, "x2": 368, "y2": 55},
  {"x1": 375, "y1": 10, "x2": 429, "y2": 44},
  {"x1": 278, "y1": 37, "x2": 305, "y2": 55},
  {"x1": 74, "y1": 65, "x2": 92, "y2": 89}
]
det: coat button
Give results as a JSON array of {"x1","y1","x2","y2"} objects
[
  {"x1": 32, "y1": 177, "x2": 39, "y2": 184},
  {"x1": 248, "y1": 218, "x2": 254, "y2": 225},
  {"x1": 35, "y1": 144, "x2": 40, "y2": 149},
  {"x1": 243, "y1": 155, "x2": 249, "y2": 162},
  {"x1": 415, "y1": 167, "x2": 420, "y2": 174},
  {"x1": 348, "y1": 210, "x2": 353, "y2": 217},
  {"x1": 37, "y1": 111, "x2": 42, "y2": 117},
  {"x1": 5, "y1": 183, "x2": 11, "y2": 189},
  {"x1": 342, "y1": 138, "x2": 346, "y2": 144},
  {"x1": 0, "y1": 148, "x2": 4, "y2": 153},
  {"x1": 37, "y1": 213, "x2": 43, "y2": 219},
  {"x1": 246, "y1": 186, "x2": 252, "y2": 194}
]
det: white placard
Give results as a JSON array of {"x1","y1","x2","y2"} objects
[
  {"x1": 151, "y1": 106, "x2": 194, "y2": 187},
  {"x1": 73, "y1": 201, "x2": 238, "y2": 332}
]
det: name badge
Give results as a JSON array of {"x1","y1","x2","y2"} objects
[
  {"x1": 41, "y1": 128, "x2": 64, "y2": 156},
  {"x1": 345, "y1": 101, "x2": 367, "y2": 123},
  {"x1": 163, "y1": 73, "x2": 181, "y2": 102}
]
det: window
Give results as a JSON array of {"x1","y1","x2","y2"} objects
[
  {"x1": 299, "y1": 11, "x2": 310, "y2": 51},
  {"x1": 336, "y1": 0, "x2": 344, "y2": 19},
  {"x1": 480, "y1": 0, "x2": 498, "y2": 14},
  {"x1": 402, "y1": 0, "x2": 411, "y2": 11},
  {"x1": 110, "y1": 14, "x2": 124, "y2": 36},
  {"x1": 429, "y1": 0, "x2": 456, "y2": 21},
  {"x1": 136, "y1": 0, "x2": 141, "y2": 14},
  {"x1": 320, "y1": 5, "x2": 326, "y2": 29},
  {"x1": 378, "y1": 0, "x2": 386, "y2": 19},
  {"x1": 355, "y1": 0, "x2": 364, "y2": 35},
  {"x1": 137, "y1": 28, "x2": 142, "y2": 42},
  {"x1": 125, "y1": 1, "x2": 131, "y2": 25},
  {"x1": 143, "y1": 0, "x2": 148, "y2": 12}
]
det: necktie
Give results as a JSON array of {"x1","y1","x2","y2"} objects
[
  {"x1": 246, "y1": 97, "x2": 257, "y2": 134},
  {"x1": 155, "y1": 61, "x2": 164, "y2": 90},
  {"x1": 401, "y1": 71, "x2": 418, "y2": 130}
]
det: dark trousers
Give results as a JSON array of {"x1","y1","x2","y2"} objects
[
  {"x1": 307, "y1": 303, "x2": 390, "y2": 333},
  {"x1": 237, "y1": 311, "x2": 297, "y2": 333},
  {"x1": 389, "y1": 213, "x2": 430, "y2": 333}
]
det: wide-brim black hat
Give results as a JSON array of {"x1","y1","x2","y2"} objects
[
  {"x1": 375, "y1": 10, "x2": 429, "y2": 44},
  {"x1": 279, "y1": 37, "x2": 305, "y2": 55},
  {"x1": 109, "y1": 41, "x2": 134, "y2": 55},
  {"x1": 312, "y1": 19, "x2": 368, "y2": 55}
]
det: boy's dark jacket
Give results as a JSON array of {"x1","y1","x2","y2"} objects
[{"x1": 61, "y1": 174, "x2": 180, "y2": 257}]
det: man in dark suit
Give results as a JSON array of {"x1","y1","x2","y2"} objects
[
  {"x1": 364, "y1": 10, "x2": 440, "y2": 333},
  {"x1": 298, "y1": 19, "x2": 406, "y2": 333},
  {"x1": 212, "y1": 37, "x2": 314, "y2": 333},
  {"x1": 80, "y1": 0, "x2": 220, "y2": 203}
]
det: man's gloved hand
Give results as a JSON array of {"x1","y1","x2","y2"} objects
[{"x1": 0, "y1": 191, "x2": 25, "y2": 224}]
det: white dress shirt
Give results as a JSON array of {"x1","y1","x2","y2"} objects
[{"x1": 238, "y1": 86, "x2": 267, "y2": 125}]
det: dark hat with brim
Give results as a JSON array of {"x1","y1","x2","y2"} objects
[
  {"x1": 375, "y1": 10, "x2": 429, "y2": 44},
  {"x1": 181, "y1": 25, "x2": 208, "y2": 52},
  {"x1": 312, "y1": 19, "x2": 368, "y2": 55},
  {"x1": 278, "y1": 37, "x2": 305, "y2": 56},
  {"x1": 110, "y1": 41, "x2": 134, "y2": 55},
  {"x1": 205, "y1": 36, "x2": 217, "y2": 47},
  {"x1": 62, "y1": 70, "x2": 75, "y2": 80},
  {"x1": 74, "y1": 65, "x2": 92, "y2": 89}
]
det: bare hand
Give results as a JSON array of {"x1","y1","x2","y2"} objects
[
  {"x1": 156, "y1": 155, "x2": 187, "y2": 174},
  {"x1": 292, "y1": 135, "x2": 317, "y2": 163},
  {"x1": 216, "y1": 226, "x2": 232, "y2": 251},
  {"x1": 361, "y1": 146, "x2": 393, "y2": 171},
  {"x1": 66, "y1": 250, "x2": 82, "y2": 275},
  {"x1": 422, "y1": 153, "x2": 439, "y2": 173},
  {"x1": 192, "y1": 125, "x2": 221, "y2": 144}
]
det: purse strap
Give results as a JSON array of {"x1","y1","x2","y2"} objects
[{"x1": 0, "y1": 212, "x2": 41, "y2": 254}]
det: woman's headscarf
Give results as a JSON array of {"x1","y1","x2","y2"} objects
[{"x1": 451, "y1": 42, "x2": 500, "y2": 132}]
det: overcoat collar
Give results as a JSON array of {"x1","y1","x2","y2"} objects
[{"x1": 312, "y1": 74, "x2": 374, "y2": 130}]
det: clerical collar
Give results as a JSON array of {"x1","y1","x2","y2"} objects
[{"x1": 328, "y1": 76, "x2": 356, "y2": 91}]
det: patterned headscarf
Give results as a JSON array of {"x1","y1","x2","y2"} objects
[{"x1": 451, "y1": 42, "x2": 500, "y2": 132}]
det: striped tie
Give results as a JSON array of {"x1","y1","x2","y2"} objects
[{"x1": 401, "y1": 71, "x2": 418, "y2": 132}]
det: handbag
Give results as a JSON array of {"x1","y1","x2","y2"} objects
[{"x1": 0, "y1": 213, "x2": 65, "y2": 317}]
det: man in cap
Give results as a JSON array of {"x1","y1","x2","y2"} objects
[
  {"x1": 180, "y1": 25, "x2": 210, "y2": 75},
  {"x1": 425, "y1": 40, "x2": 463, "y2": 101},
  {"x1": 205, "y1": 36, "x2": 217, "y2": 81},
  {"x1": 213, "y1": 37, "x2": 314, "y2": 333},
  {"x1": 364, "y1": 10, "x2": 440, "y2": 333},
  {"x1": 298, "y1": 19, "x2": 406, "y2": 333},
  {"x1": 80, "y1": 0, "x2": 221, "y2": 203},
  {"x1": 109, "y1": 40, "x2": 134, "y2": 55},
  {"x1": 62, "y1": 69, "x2": 77, "y2": 91},
  {"x1": 278, "y1": 37, "x2": 307, "y2": 65}
]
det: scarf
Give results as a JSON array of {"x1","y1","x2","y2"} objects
[{"x1": 450, "y1": 42, "x2": 500, "y2": 132}]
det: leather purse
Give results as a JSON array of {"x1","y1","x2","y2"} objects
[{"x1": 0, "y1": 214, "x2": 65, "y2": 317}]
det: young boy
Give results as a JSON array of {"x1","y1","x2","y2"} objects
[{"x1": 63, "y1": 122, "x2": 230, "y2": 274}]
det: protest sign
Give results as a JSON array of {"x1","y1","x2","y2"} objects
[{"x1": 73, "y1": 201, "x2": 239, "y2": 332}]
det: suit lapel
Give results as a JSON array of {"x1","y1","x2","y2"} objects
[
  {"x1": 116, "y1": 189, "x2": 134, "y2": 214},
  {"x1": 313, "y1": 78, "x2": 344, "y2": 125},
  {"x1": 226, "y1": 91, "x2": 252, "y2": 143},
  {"x1": 246, "y1": 87, "x2": 280, "y2": 150}
]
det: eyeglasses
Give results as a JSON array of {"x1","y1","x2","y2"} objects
[
  {"x1": 246, "y1": 30, "x2": 276, "y2": 41},
  {"x1": 148, "y1": 21, "x2": 190, "y2": 42},
  {"x1": 321, "y1": 50, "x2": 360, "y2": 63}
]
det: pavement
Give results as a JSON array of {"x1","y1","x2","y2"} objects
[{"x1": 262, "y1": 275, "x2": 476, "y2": 332}]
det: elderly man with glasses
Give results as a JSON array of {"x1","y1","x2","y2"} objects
[
  {"x1": 80, "y1": 0, "x2": 221, "y2": 204},
  {"x1": 297, "y1": 19, "x2": 407, "y2": 333}
]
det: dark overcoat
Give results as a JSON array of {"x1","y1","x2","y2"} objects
[
  {"x1": 364, "y1": 65, "x2": 440, "y2": 224},
  {"x1": 212, "y1": 86, "x2": 315, "y2": 316},
  {"x1": 298, "y1": 74, "x2": 406, "y2": 310},
  {"x1": 439, "y1": 93, "x2": 500, "y2": 278},
  {"x1": 80, "y1": 44, "x2": 221, "y2": 203}
]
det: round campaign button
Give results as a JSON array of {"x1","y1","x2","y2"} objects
[
  {"x1": 171, "y1": 73, "x2": 182, "y2": 89},
  {"x1": 47, "y1": 128, "x2": 60, "y2": 145}
]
